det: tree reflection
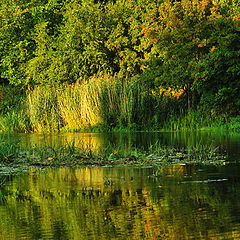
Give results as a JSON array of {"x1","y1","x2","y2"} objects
[{"x1": 0, "y1": 166, "x2": 240, "y2": 239}]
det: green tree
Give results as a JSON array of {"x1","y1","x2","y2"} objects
[
  {"x1": 143, "y1": 0, "x2": 240, "y2": 113},
  {"x1": 0, "y1": 0, "x2": 65, "y2": 86},
  {"x1": 0, "y1": 0, "x2": 35, "y2": 85},
  {"x1": 27, "y1": 0, "x2": 163, "y2": 85}
]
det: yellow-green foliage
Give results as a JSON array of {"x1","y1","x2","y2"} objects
[
  {"x1": 0, "y1": 109, "x2": 28, "y2": 133},
  {"x1": 27, "y1": 86, "x2": 62, "y2": 132},
  {"x1": 27, "y1": 75, "x2": 153, "y2": 132},
  {"x1": 0, "y1": 85, "x2": 29, "y2": 133},
  {"x1": 57, "y1": 79, "x2": 103, "y2": 130}
]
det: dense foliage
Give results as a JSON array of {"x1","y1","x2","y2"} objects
[{"x1": 0, "y1": 0, "x2": 239, "y2": 131}]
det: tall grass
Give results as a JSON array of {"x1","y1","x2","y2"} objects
[
  {"x1": 27, "y1": 75, "x2": 169, "y2": 132},
  {"x1": 0, "y1": 109, "x2": 29, "y2": 133},
  {"x1": 57, "y1": 79, "x2": 102, "y2": 130},
  {"x1": 226, "y1": 116, "x2": 240, "y2": 132},
  {"x1": 161, "y1": 109, "x2": 240, "y2": 133},
  {"x1": 163, "y1": 110, "x2": 215, "y2": 131},
  {"x1": 0, "y1": 136, "x2": 19, "y2": 162},
  {"x1": 27, "y1": 86, "x2": 62, "y2": 132},
  {"x1": 209, "y1": 115, "x2": 240, "y2": 133},
  {"x1": 0, "y1": 85, "x2": 29, "y2": 133},
  {"x1": 2, "y1": 77, "x2": 239, "y2": 133}
]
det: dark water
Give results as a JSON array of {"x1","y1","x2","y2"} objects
[{"x1": 0, "y1": 131, "x2": 240, "y2": 239}]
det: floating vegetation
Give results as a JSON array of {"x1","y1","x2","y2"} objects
[
  {"x1": 0, "y1": 140, "x2": 19, "y2": 162},
  {"x1": 181, "y1": 179, "x2": 228, "y2": 184},
  {"x1": 0, "y1": 139, "x2": 227, "y2": 171}
]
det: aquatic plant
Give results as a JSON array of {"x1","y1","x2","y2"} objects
[
  {"x1": 26, "y1": 75, "x2": 167, "y2": 132},
  {"x1": 27, "y1": 86, "x2": 63, "y2": 132},
  {"x1": 0, "y1": 140, "x2": 18, "y2": 162},
  {"x1": 3, "y1": 138, "x2": 224, "y2": 168}
]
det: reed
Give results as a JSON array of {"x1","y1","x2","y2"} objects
[
  {"x1": 0, "y1": 137, "x2": 18, "y2": 162},
  {"x1": 4, "y1": 76, "x2": 238, "y2": 133},
  {"x1": 0, "y1": 85, "x2": 29, "y2": 133},
  {"x1": 27, "y1": 86, "x2": 63, "y2": 132},
  {"x1": 223, "y1": 116, "x2": 240, "y2": 132},
  {"x1": 26, "y1": 75, "x2": 165, "y2": 132},
  {"x1": 163, "y1": 110, "x2": 215, "y2": 131},
  {"x1": 2, "y1": 109, "x2": 29, "y2": 133},
  {"x1": 57, "y1": 78, "x2": 103, "y2": 131}
]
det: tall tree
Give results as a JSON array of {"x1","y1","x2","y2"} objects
[
  {"x1": 143, "y1": 0, "x2": 240, "y2": 112},
  {"x1": 0, "y1": 0, "x2": 64, "y2": 86}
]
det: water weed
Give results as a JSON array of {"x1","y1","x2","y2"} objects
[
  {"x1": 0, "y1": 136, "x2": 228, "y2": 172},
  {"x1": 0, "y1": 139, "x2": 18, "y2": 162}
]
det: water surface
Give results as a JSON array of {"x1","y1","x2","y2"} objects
[
  {"x1": 5, "y1": 130, "x2": 240, "y2": 160},
  {"x1": 0, "y1": 131, "x2": 240, "y2": 239}
]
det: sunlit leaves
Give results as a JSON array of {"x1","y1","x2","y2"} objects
[
  {"x1": 0, "y1": 0, "x2": 65, "y2": 85},
  {"x1": 0, "y1": 0, "x2": 239, "y2": 114},
  {"x1": 143, "y1": 0, "x2": 240, "y2": 112}
]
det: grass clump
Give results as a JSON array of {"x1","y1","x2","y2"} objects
[
  {"x1": 162, "y1": 110, "x2": 214, "y2": 131},
  {"x1": 27, "y1": 86, "x2": 63, "y2": 132},
  {"x1": 0, "y1": 109, "x2": 29, "y2": 133},
  {"x1": 26, "y1": 75, "x2": 171, "y2": 132},
  {"x1": 222, "y1": 116, "x2": 240, "y2": 133},
  {"x1": 0, "y1": 138, "x2": 226, "y2": 168},
  {"x1": 0, "y1": 85, "x2": 29, "y2": 133},
  {"x1": 0, "y1": 139, "x2": 18, "y2": 162},
  {"x1": 1, "y1": 79, "x2": 239, "y2": 133}
]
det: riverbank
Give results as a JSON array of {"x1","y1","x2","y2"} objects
[
  {"x1": 1, "y1": 109, "x2": 239, "y2": 134},
  {"x1": 1, "y1": 0, "x2": 239, "y2": 134},
  {"x1": 0, "y1": 82, "x2": 239, "y2": 134}
]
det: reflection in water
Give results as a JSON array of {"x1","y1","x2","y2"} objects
[
  {"x1": 4, "y1": 131, "x2": 240, "y2": 162},
  {"x1": 0, "y1": 131, "x2": 240, "y2": 239},
  {"x1": 1, "y1": 165, "x2": 240, "y2": 239}
]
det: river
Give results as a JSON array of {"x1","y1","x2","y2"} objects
[{"x1": 0, "y1": 131, "x2": 240, "y2": 239}]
